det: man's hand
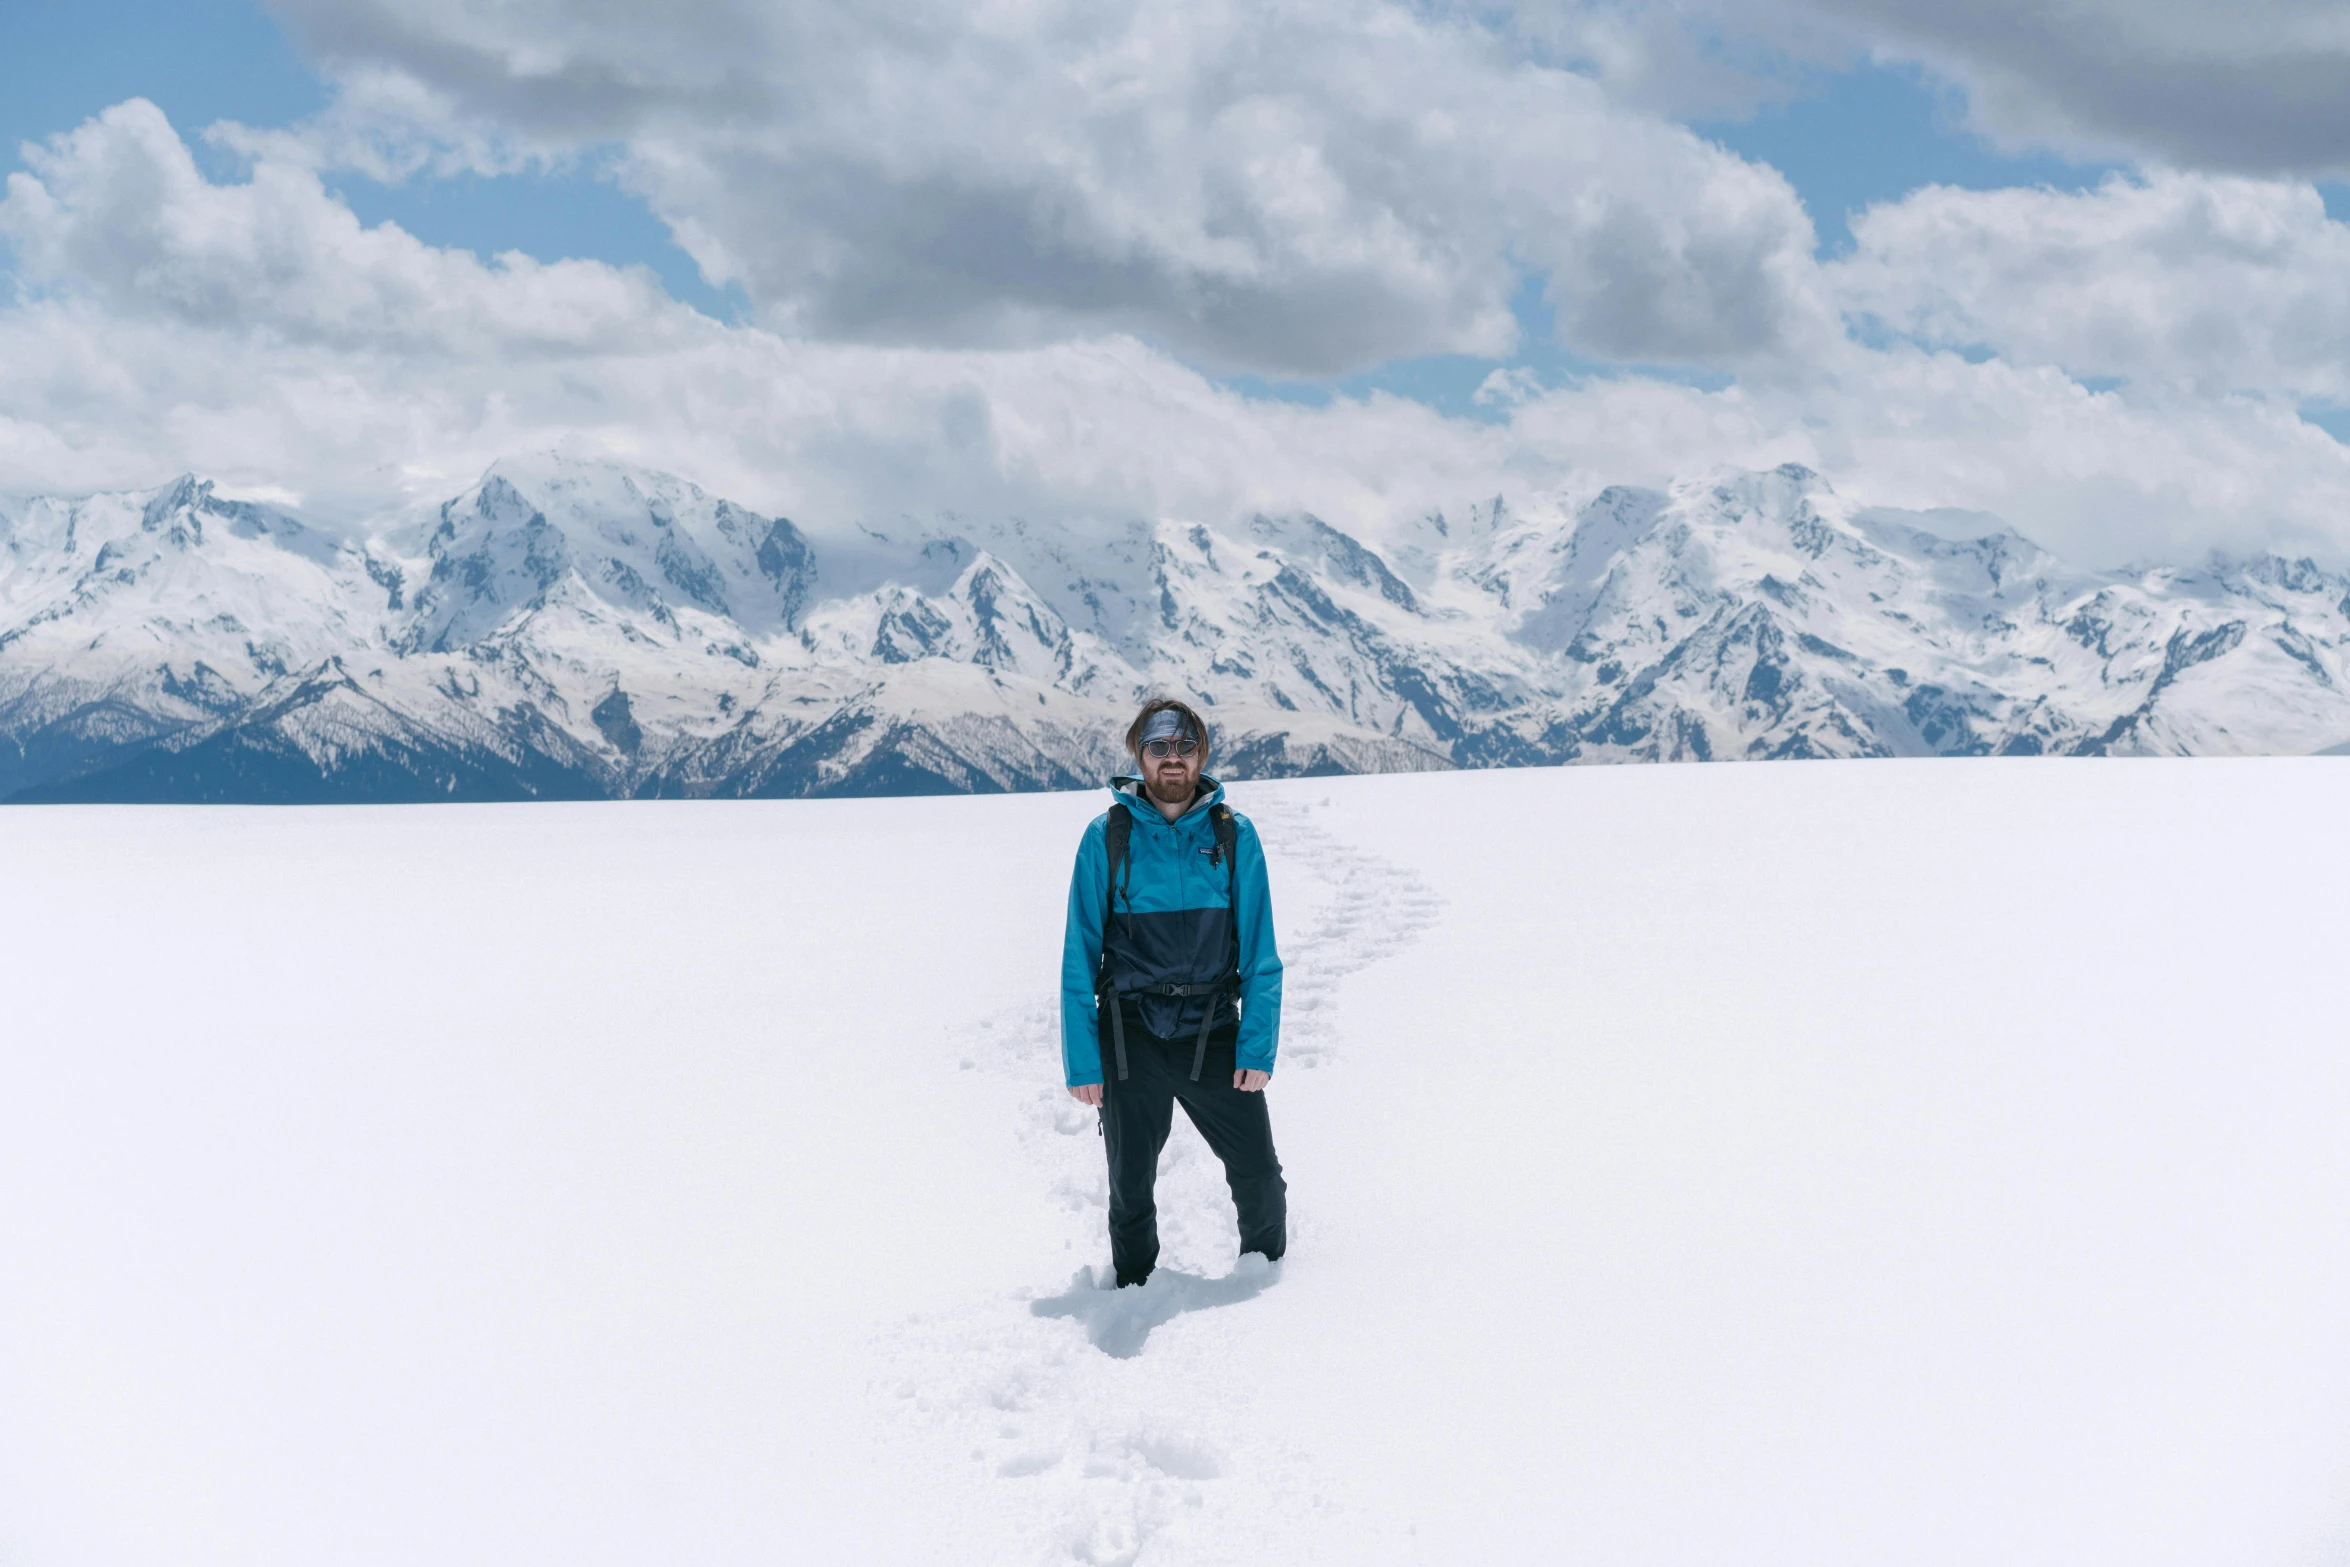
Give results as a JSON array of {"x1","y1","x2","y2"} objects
[
  {"x1": 1233, "y1": 1069, "x2": 1269, "y2": 1093},
  {"x1": 1068, "y1": 1083, "x2": 1104, "y2": 1106}
]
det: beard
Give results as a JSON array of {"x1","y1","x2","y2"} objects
[{"x1": 1144, "y1": 765, "x2": 1198, "y2": 807}]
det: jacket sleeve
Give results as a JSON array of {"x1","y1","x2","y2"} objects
[
  {"x1": 1232, "y1": 816, "x2": 1284, "y2": 1074},
  {"x1": 1060, "y1": 815, "x2": 1109, "y2": 1087}
]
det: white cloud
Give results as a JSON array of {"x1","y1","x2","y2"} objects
[
  {"x1": 6, "y1": 99, "x2": 2350, "y2": 577},
  {"x1": 1475, "y1": 366, "x2": 1546, "y2": 408},
  {"x1": 207, "y1": 67, "x2": 551, "y2": 186},
  {"x1": 0, "y1": 100, "x2": 695, "y2": 357},
  {"x1": 1832, "y1": 172, "x2": 2350, "y2": 401},
  {"x1": 0, "y1": 104, "x2": 1507, "y2": 528},
  {"x1": 256, "y1": 0, "x2": 1833, "y2": 377}
]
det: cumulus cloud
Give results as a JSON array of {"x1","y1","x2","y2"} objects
[
  {"x1": 0, "y1": 102, "x2": 1511, "y2": 529},
  {"x1": 0, "y1": 100, "x2": 694, "y2": 356},
  {"x1": 1832, "y1": 171, "x2": 2350, "y2": 400},
  {"x1": 255, "y1": 0, "x2": 1832, "y2": 377},
  {"x1": 8, "y1": 101, "x2": 2350, "y2": 576}
]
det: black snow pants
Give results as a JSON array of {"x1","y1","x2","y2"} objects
[{"x1": 1100, "y1": 1006, "x2": 1287, "y2": 1287}]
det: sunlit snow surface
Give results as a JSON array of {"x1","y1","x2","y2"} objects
[{"x1": 5, "y1": 759, "x2": 2349, "y2": 1564}]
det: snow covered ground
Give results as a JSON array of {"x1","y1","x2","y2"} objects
[{"x1": 6, "y1": 758, "x2": 2350, "y2": 1565}]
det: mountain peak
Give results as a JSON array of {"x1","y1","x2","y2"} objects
[
  {"x1": 141, "y1": 473, "x2": 211, "y2": 532},
  {"x1": 474, "y1": 450, "x2": 714, "y2": 511},
  {"x1": 8, "y1": 458, "x2": 2350, "y2": 802}
]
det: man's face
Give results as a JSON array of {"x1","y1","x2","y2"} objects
[{"x1": 1141, "y1": 735, "x2": 1203, "y2": 806}]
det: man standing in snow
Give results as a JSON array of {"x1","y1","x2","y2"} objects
[{"x1": 1062, "y1": 697, "x2": 1287, "y2": 1288}]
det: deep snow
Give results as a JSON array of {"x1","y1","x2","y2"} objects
[{"x1": 5, "y1": 759, "x2": 2350, "y2": 1564}]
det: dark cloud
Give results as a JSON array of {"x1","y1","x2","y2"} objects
[{"x1": 1753, "y1": 0, "x2": 2350, "y2": 174}]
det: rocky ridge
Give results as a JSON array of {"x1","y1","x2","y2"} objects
[{"x1": 4, "y1": 456, "x2": 2347, "y2": 802}]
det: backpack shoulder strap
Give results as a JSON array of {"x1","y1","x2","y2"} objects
[
  {"x1": 1104, "y1": 805, "x2": 1133, "y2": 912},
  {"x1": 1217, "y1": 806, "x2": 1239, "y2": 938},
  {"x1": 1099, "y1": 804, "x2": 1135, "y2": 1082}
]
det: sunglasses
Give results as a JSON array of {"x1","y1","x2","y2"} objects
[{"x1": 1142, "y1": 737, "x2": 1200, "y2": 760}]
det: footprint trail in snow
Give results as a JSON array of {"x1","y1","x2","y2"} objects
[{"x1": 868, "y1": 789, "x2": 1441, "y2": 1565}]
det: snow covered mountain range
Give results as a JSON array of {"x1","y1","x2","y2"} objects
[{"x1": 5, "y1": 455, "x2": 2349, "y2": 801}]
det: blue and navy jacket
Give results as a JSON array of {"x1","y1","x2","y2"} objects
[{"x1": 1060, "y1": 774, "x2": 1284, "y2": 1086}]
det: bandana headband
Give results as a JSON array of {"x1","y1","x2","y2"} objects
[{"x1": 1140, "y1": 709, "x2": 1201, "y2": 749}]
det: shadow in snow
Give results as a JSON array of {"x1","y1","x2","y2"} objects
[{"x1": 1030, "y1": 1256, "x2": 1281, "y2": 1358}]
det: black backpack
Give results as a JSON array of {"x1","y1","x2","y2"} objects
[{"x1": 1097, "y1": 800, "x2": 1239, "y2": 1083}]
